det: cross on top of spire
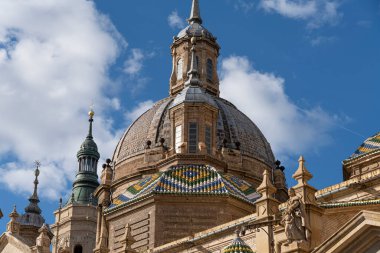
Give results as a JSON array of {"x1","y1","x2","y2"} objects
[{"x1": 188, "y1": 0, "x2": 202, "y2": 24}]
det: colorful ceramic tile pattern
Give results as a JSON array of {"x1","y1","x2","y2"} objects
[
  {"x1": 222, "y1": 237, "x2": 255, "y2": 253},
  {"x1": 109, "y1": 165, "x2": 260, "y2": 210},
  {"x1": 350, "y1": 132, "x2": 380, "y2": 159}
]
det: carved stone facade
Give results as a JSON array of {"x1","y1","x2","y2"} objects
[{"x1": 1, "y1": 1, "x2": 379, "y2": 253}]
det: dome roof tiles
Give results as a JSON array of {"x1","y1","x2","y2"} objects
[
  {"x1": 114, "y1": 95, "x2": 275, "y2": 167},
  {"x1": 349, "y1": 132, "x2": 380, "y2": 160},
  {"x1": 108, "y1": 165, "x2": 260, "y2": 212},
  {"x1": 177, "y1": 23, "x2": 216, "y2": 40},
  {"x1": 222, "y1": 236, "x2": 255, "y2": 253}
]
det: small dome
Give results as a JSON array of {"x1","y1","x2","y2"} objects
[
  {"x1": 170, "y1": 85, "x2": 217, "y2": 109},
  {"x1": 177, "y1": 23, "x2": 216, "y2": 40},
  {"x1": 77, "y1": 137, "x2": 99, "y2": 159},
  {"x1": 349, "y1": 132, "x2": 380, "y2": 159},
  {"x1": 18, "y1": 212, "x2": 45, "y2": 228},
  {"x1": 222, "y1": 236, "x2": 255, "y2": 253}
]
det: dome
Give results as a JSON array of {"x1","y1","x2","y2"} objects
[
  {"x1": 349, "y1": 132, "x2": 380, "y2": 159},
  {"x1": 18, "y1": 212, "x2": 45, "y2": 228},
  {"x1": 222, "y1": 236, "x2": 255, "y2": 253},
  {"x1": 113, "y1": 94, "x2": 275, "y2": 167},
  {"x1": 177, "y1": 23, "x2": 216, "y2": 40}
]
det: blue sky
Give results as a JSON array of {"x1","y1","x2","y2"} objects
[{"x1": 0, "y1": 0, "x2": 379, "y2": 229}]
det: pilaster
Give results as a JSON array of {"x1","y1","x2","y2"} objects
[{"x1": 255, "y1": 170, "x2": 280, "y2": 253}]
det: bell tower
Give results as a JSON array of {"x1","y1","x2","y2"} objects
[
  {"x1": 169, "y1": 0, "x2": 220, "y2": 96},
  {"x1": 51, "y1": 109, "x2": 99, "y2": 253}
]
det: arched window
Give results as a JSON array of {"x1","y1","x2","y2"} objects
[
  {"x1": 207, "y1": 59, "x2": 213, "y2": 81},
  {"x1": 177, "y1": 58, "x2": 183, "y2": 80},
  {"x1": 205, "y1": 125, "x2": 212, "y2": 154},
  {"x1": 74, "y1": 245, "x2": 83, "y2": 253},
  {"x1": 175, "y1": 125, "x2": 182, "y2": 153},
  {"x1": 188, "y1": 122, "x2": 198, "y2": 153},
  {"x1": 196, "y1": 56, "x2": 200, "y2": 72}
]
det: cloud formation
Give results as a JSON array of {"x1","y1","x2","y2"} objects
[
  {"x1": 0, "y1": 0, "x2": 124, "y2": 199},
  {"x1": 220, "y1": 56, "x2": 337, "y2": 160},
  {"x1": 310, "y1": 35, "x2": 337, "y2": 46},
  {"x1": 168, "y1": 10, "x2": 185, "y2": 29},
  {"x1": 233, "y1": 0, "x2": 255, "y2": 12},
  {"x1": 124, "y1": 48, "x2": 145, "y2": 75},
  {"x1": 260, "y1": 0, "x2": 342, "y2": 28}
]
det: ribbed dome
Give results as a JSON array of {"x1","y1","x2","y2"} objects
[
  {"x1": 222, "y1": 236, "x2": 255, "y2": 253},
  {"x1": 177, "y1": 23, "x2": 216, "y2": 40},
  {"x1": 114, "y1": 93, "x2": 275, "y2": 167}
]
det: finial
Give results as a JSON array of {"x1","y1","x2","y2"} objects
[
  {"x1": 89, "y1": 103, "x2": 95, "y2": 119},
  {"x1": 185, "y1": 36, "x2": 201, "y2": 87},
  {"x1": 188, "y1": 0, "x2": 202, "y2": 24},
  {"x1": 25, "y1": 162, "x2": 42, "y2": 214},
  {"x1": 256, "y1": 169, "x2": 276, "y2": 199},
  {"x1": 32, "y1": 161, "x2": 40, "y2": 197},
  {"x1": 87, "y1": 105, "x2": 94, "y2": 139},
  {"x1": 292, "y1": 155, "x2": 313, "y2": 187},
  {"x1": 9, "y1": 205, "x2": 19, "y2": 219}
]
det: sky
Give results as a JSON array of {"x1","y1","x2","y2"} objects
[{"x1": 0, "y1": 0, "x2": 379, "y2": 229}]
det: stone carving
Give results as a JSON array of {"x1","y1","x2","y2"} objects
[{"x1": 282, "y1": 188, "x2": 311, "y2": 245}]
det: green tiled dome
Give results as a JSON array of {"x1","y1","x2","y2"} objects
[
  {"x1": 108, "y1": 165, "x2": 260, "y2": 211},
  {"x1": 349, "y1": 132, "x2": 380, "y2": 159},
  {"x1": 222, "y1": 237, "x2": 255, "y2": 253}
]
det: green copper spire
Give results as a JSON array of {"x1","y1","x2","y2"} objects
[
  {"x1": 188, "y1": 0, "x2": 202, "y2": 24},
  {"x1": 67, "y1": 109, "x2": 99, "y2": 206}
]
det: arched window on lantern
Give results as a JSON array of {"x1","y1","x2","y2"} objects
[
  {"x1": 177, "y1": 58, "x2": 183, "y2": 80},
  {"x1": 206, "y1": 59, "x2": 213, "y2": 81}
]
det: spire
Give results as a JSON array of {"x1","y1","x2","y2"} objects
[
  {"x1": 25, "y1": 161, "x2": 42, "y2": 214},
  {"x1": 184, "y1": 37, "x2": 201, "y2": 87},
  {"x1": 76, "y1": 107, "x2": 100, "y2": 160},
  {"x1": 87, "y1": 107, "x2": 94, "y2": 139},
  {"x1": 68, "y1": 109, "x2": 100, "y2": 206},
  {"x1": 188, "y1": 0, "x2": 202, "y2": 24}
]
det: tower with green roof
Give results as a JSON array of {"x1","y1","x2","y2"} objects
[
  {"x1": 66, "y1": 109, "x2": 100, "y2": 205},
  {"x1": 51, "y1": 110, "x2": 99, "y2": 253}
]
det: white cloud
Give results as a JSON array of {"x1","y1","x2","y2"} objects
[
  {"x1": 0, "y1": 0, "x2": 125, "y2": 200},
  {"x1": 310, "y1": 35, "x2": 337, "y2": 46},
  {"x1": 260, "y1": 0, "x2": 342, "y2": 28},
  {"x1": 234, "y1": 0, "x2": 255, "y2": 12},
  {"x1": 124, "y1": 48, "x2": 144, "y2": 75},
  {"x1": 220, "y1": 56, "x2": 337, "y2": 160},
  {"x1": 168, "y1": 10, "x2": 185, "y2": 29},
  {"x1": 125, "y1": 100, "x2": 155, "y2": 123}
]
